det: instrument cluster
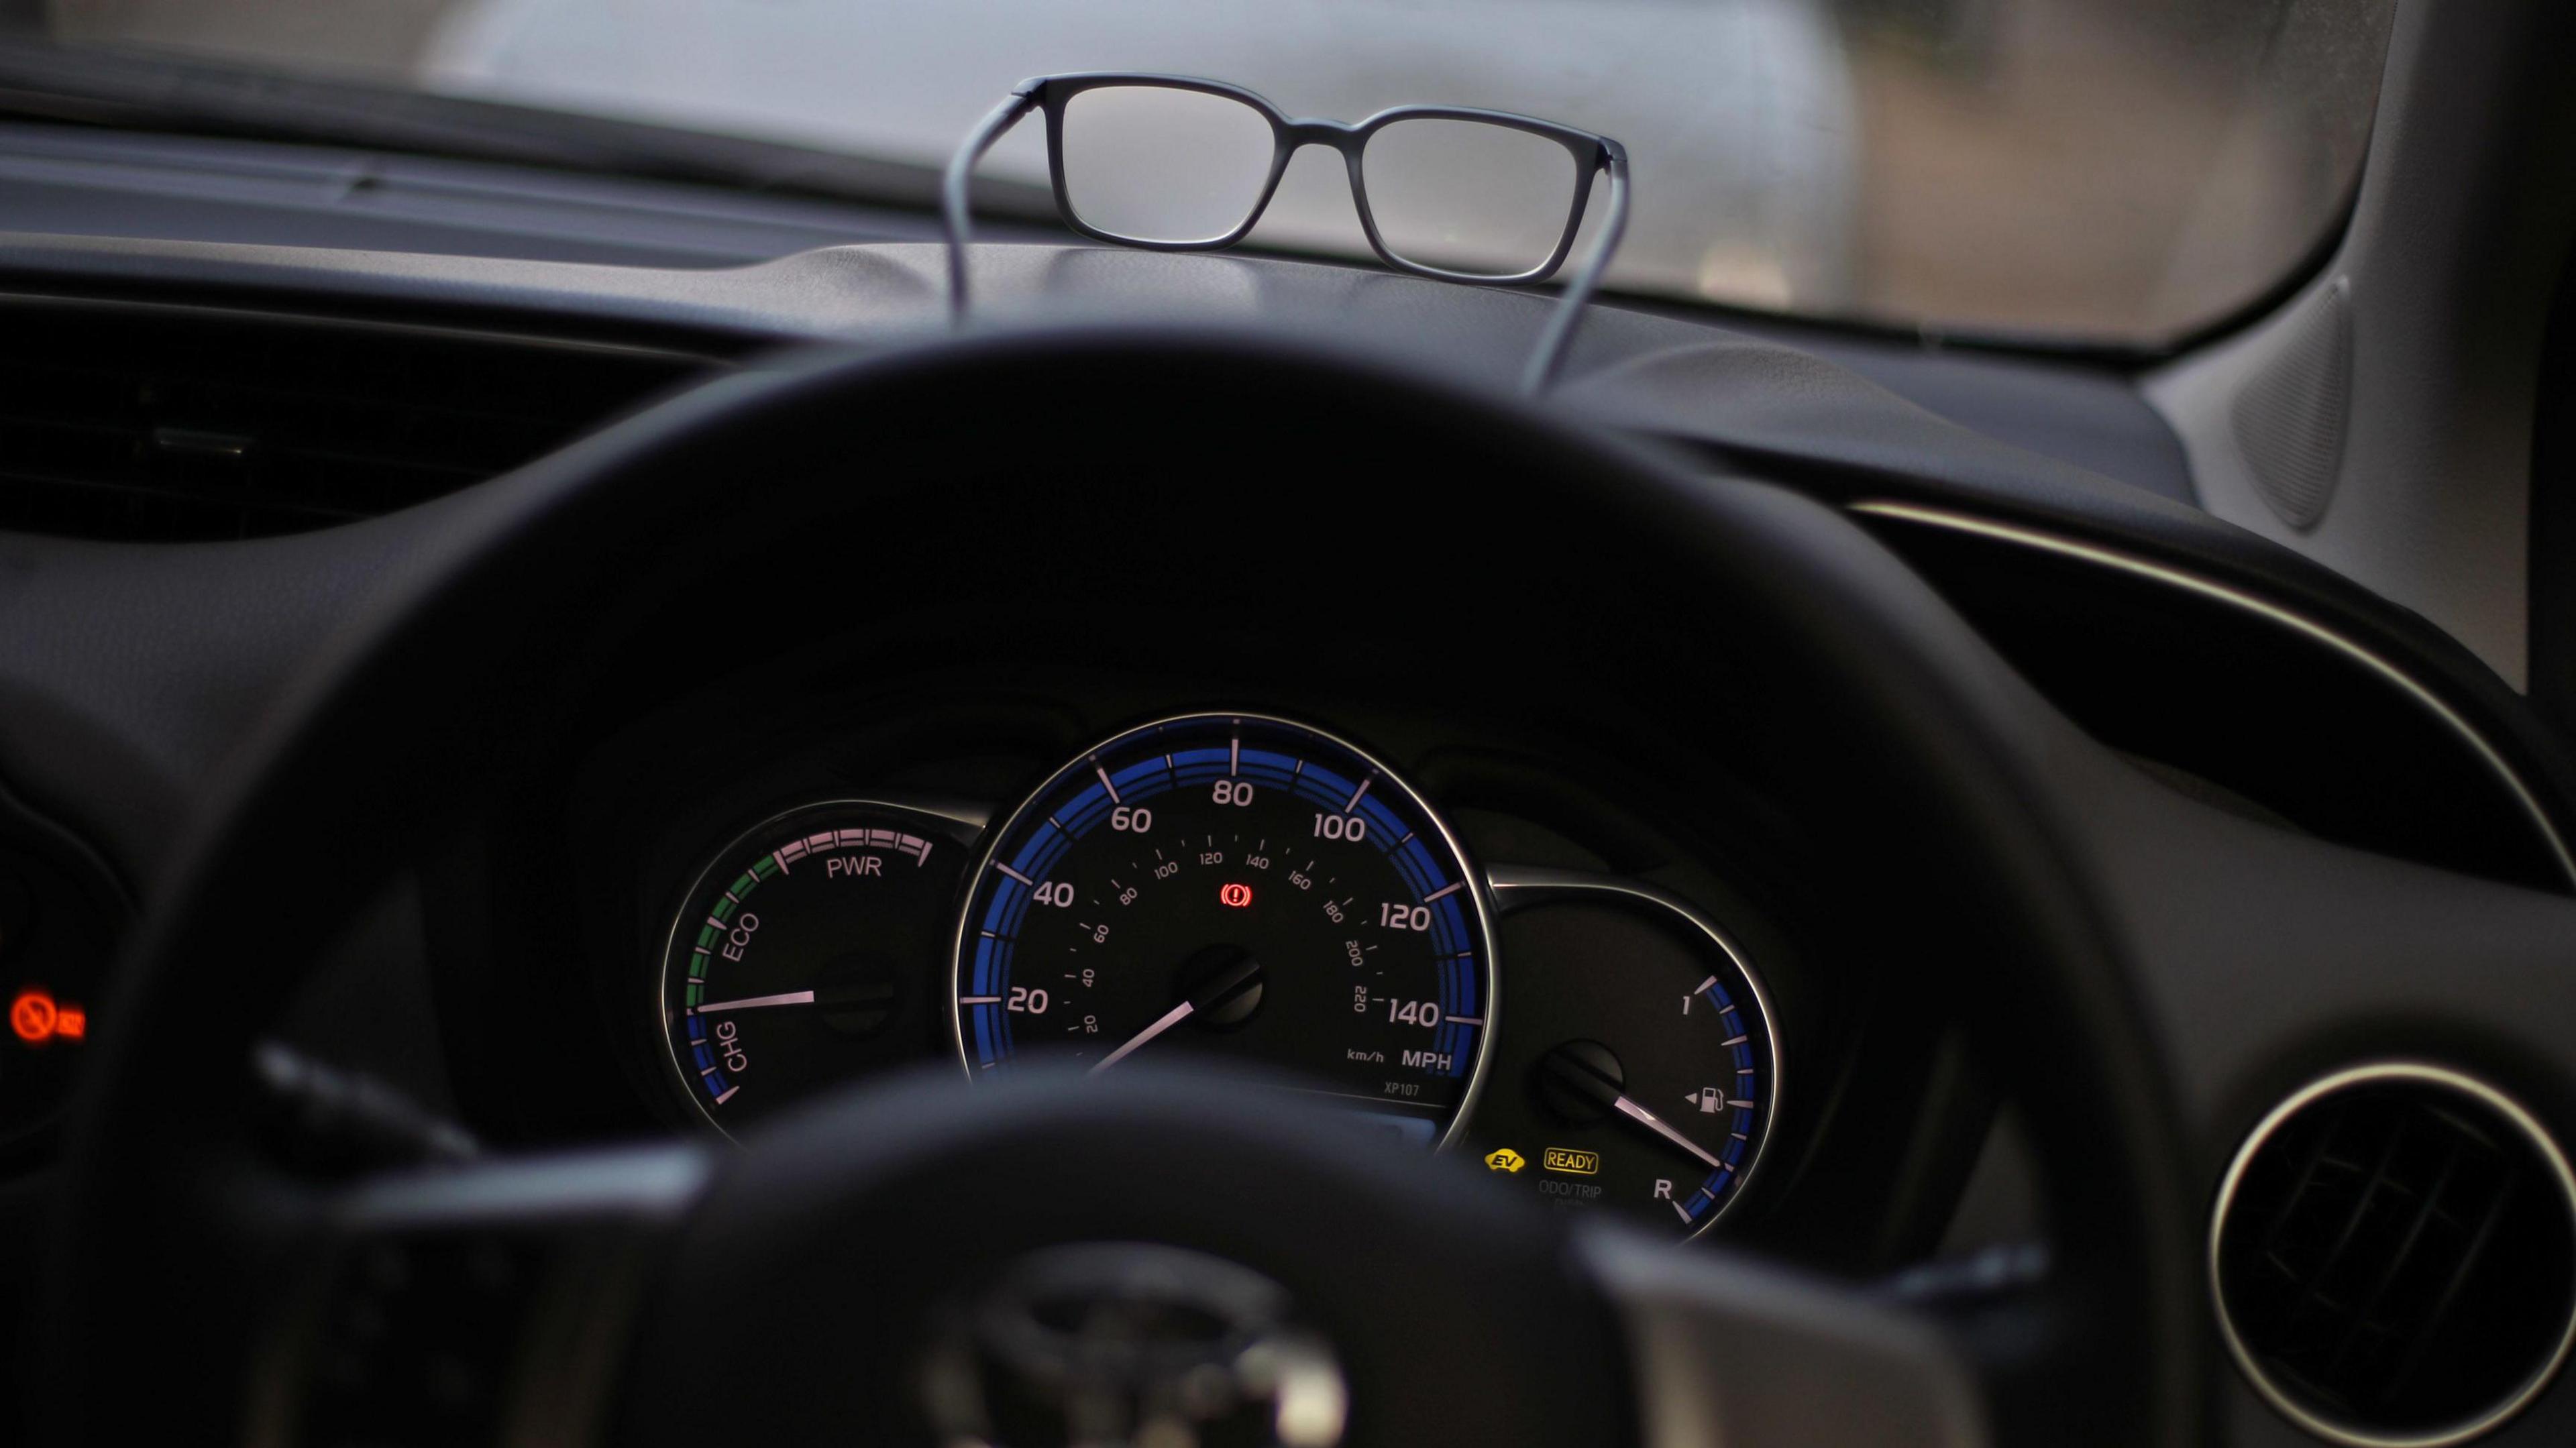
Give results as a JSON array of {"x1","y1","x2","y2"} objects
[{"x1": 635, "y1": 706, "x2": 1790, "y2": 1241}]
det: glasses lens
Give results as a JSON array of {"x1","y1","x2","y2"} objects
[
  {"x1": 1362, "y1": 119, "x2": 1580, "y2": 278},
  {"x1": 1059, "y1": 85, "x2": 1276, "y2": 245}
]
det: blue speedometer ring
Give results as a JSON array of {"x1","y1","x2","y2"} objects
[{"x1": 949, "y1": 713, "x2": 1497, "y2": 1146}]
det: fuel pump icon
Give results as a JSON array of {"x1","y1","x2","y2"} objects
[{"x1": 1688, "y1": 1087, "x2": 1721, "y2": 1113}]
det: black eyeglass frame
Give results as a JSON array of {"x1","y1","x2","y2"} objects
[
  {"x1": 942, "y1": 72, "x2": 1631, "y2": 394},
  {"x1": 1030, "y1": 73, "x2": 1617, "y2": 282}
]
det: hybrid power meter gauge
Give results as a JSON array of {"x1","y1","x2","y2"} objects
[{"x1": 659, "y1": 799, "x2": 973, "y2": 1136}]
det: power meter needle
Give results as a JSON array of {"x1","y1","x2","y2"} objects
[{"x1": 693, "y1": 989, "x2": 816, "y2": 1015}]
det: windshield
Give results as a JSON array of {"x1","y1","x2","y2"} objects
[{"x1": 35, "y1": 0, "x2": 2395, "y2": 347}]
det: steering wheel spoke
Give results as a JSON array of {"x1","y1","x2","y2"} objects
[
  {"x1": 251, "y1": 1146, "x2": 712, "y2": 1448},
  {"x1": 1578, "y1": 1223, "x2": 1991, "y2": 1448}
]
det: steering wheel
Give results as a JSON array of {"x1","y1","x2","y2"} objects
[{"x1": 44, "y1": 328, "x2": 2200, "y2": 1447}]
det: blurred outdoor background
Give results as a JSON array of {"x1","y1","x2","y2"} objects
[{"x1": 26, "y1": 0, "x2": 2396, "y2": 344}]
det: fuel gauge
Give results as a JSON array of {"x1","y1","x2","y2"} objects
[{"x1": 1462, "y1": 869, "x2": 1780, "y2": 1241}]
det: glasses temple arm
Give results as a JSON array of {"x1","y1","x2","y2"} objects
[
  {"x1": 942, "y1": 88, "x2": 1042, "y2": 325},
  {"x1": 1520, "y1": 146, "x2": 1630, "y2": 397}
]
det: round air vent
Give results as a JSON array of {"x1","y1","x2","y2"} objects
[{"x1": 2212, "y1": 1063, "x2": 2576, "y2": 1446}]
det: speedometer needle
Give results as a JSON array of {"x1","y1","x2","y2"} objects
[
  {"x1": 1090, "y1": 950, "x2": 1267, "y2": 1074},
  {"x1": 1091, "y1": 1000, "x2": 1195, "y2": 1074}
]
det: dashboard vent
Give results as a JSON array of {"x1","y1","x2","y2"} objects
[
  {"x1": 2213, "y1": 1064, "x2": 2576, "y2": 1445},
  {"x1": 0, "y1": 298, "x2": 718, "y2": 540}
]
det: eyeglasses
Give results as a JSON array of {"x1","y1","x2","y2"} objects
[{"x1": 941, "y1": 73, "x2": 1630, "y2": 394}]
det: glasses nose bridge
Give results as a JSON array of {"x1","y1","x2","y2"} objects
[{"x1": 1279, "y1": 116, "x2": 1363, "y2": 161}]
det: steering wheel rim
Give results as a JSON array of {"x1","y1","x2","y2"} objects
[{"x1": 47, "y1": 324, "x2": 2200, "y2": 1447}]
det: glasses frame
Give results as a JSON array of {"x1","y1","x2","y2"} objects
[
  {"x1": 943, "y1": 72, "x2": 1631, "y2": 394},
  {"x1": 1029, "y1": 74, "x2": 1613, "y2": 285}
]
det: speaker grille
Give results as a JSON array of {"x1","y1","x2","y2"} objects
[
  {"x1": 2231, "y1": 277, "x2": 2351, "y2": 531},
  {"x1": 2213, "y1": 1065, "x2": 2576, "y2": 1445}
]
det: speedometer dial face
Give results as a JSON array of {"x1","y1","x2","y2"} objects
[{"x1": 952, "y1": 714, "x2": 1495, "y2": 1146}]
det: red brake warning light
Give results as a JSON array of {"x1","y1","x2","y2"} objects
[
  {"x1": 10, "y1": 988, "x2": 83, "y2": 1044},
  {"x1": 1218, "y1": 882, "x2": 1254, "y2": 908}
]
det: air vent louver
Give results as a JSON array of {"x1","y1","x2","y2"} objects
[
  {"x1": 0, "y1": 298, "x2": 716, "y2": 539},
  {"x1": 2214, "y1": 1064, "x2": 2576, "y2": 1445}
]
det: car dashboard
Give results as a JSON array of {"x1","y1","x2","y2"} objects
[
  {"x1": 11, "y1": 100, "x2": 2576, "y2": 1448},
  {"x1": 7, "y1": 211, "x2": 2571, "y2": 1239}
]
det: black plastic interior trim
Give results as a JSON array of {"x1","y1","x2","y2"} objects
[{"x1": 1856, "y1": 503, "x2": 2576, "y2": 895}]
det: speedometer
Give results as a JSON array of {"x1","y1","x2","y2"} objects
[{"x1": 951, "y1": 713, "x2": 1496, "y2": 1146}]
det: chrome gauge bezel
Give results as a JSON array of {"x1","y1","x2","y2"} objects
[
  {"x1": 656, "y1": 796, "x2": 985, "y2": 1141},
  {"x1": 1483, "y1": 865, "x2": 1784, "y2": 1242},
  {"x1": 947, "y1": 710, "x2": 1503, "y2": 1152}
]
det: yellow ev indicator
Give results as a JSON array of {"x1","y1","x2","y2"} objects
[
  {"x1": 1543, "y1": 1148, "x2": 1600, "y2": 1175},
  {"x1": 1484, "y1": 1148, "x2": 1527, "y2": 1173}
]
